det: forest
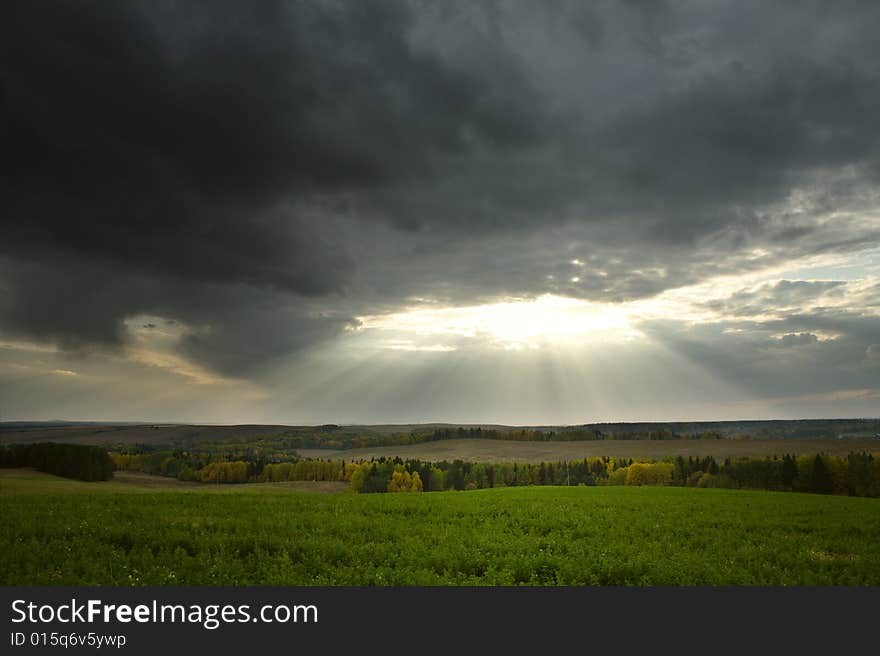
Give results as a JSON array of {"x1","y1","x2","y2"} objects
[
  {"x1": 0, "y1": 443, "x2": 114, "y2": 481},
  {"x1": 108, "y1": 448, "x2": 880, "y2": 498},
  {"x1": 109, "y1": 446, "x2": 298, "y2": 482},
  {"x1": 3, "y1": 440, "x2": 878, "y2": 498}
]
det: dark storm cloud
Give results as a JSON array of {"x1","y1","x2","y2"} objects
[
  {"x1": 1, "y1": 0, "x2": 538, "y2": 285},
  {"x1": 594, "y1": 60, "x2": 880, "y2": 237},
  {"x1": 175, "y1": 293, "x2": 358, "y2": 378},
  {"x1": 0, "y1": 253, "x2": 354, "y2": 378},
  {"x1": 1, "y1": 0, "x2": 550, "y2": 370},
  {"x1": 2, "y1": 0, "x2": 880, "y2": 376}
]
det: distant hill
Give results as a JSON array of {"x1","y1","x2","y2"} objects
[{"x1": 1, "y1": 418, "x2": 878, "y2": 449}]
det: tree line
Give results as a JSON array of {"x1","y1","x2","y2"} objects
[
  {"x1": 252, "y1": 425, "x2": 725, "y2": 451},
  {"x1": 338, "y1": 453, "x2": 880, "y2": 496},
  {"x1": 6, "y1": 441, "x2": 877, "y2": 496},
  {"x1": 109, "y1": 448, "x2": 880, "y2": 497},
  {"x1": 423, "y1": 427, "x2": 725, "y2": 442},
  {"x1": 0, "y1": 443, "x2": 114, "y2": 481},
  {"x1": 111, "y1": 446, "x2": 299, "y2": 482}
]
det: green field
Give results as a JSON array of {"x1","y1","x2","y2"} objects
[{"x1": 2, "y1": 470, "x2": 879, "y2": 585}]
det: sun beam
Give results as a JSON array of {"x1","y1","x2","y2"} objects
[{"x1": 355, "y1": 294, "x2": 641, "y2": 351}]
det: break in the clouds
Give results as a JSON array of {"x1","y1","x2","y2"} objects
[{"x1": 1, "y1": 1, "x2": 879, "y2": 423}]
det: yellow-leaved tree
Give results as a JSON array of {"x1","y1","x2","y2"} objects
[
  {"x1": 387, "y1": 468, "x2": 413, "y2": 492},
  {"x1": 387, "y1": 466, "x2": 423, "y2": 492}
]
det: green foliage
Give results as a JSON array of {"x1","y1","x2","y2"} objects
[
  {"x1": 387, "y1": 466, "x2": 422, "y2": 492},
  {"x1": 107, "y1": 446, "x2": 880, "y2": 499},
  {"x1": 607, "y1": 468, "x2": 628, "y2": 486},
  {"x1": 111, "y1": 446, "x2": 299, "y2": 481},
  {"x1": 0, "y1": 443, "x2": 113, "y2": 481},
  {"x1": 3, "y1": 480, "x2": 880, "y2": 586},
  {"x1": 810, "y1": 455, "x2": 835, "y2": 495},
  {"x1": 624, "y1": 462, "x2": 673, "y2": 486},
  {"x1": 198, "y1": 461, "x2": 250, "y2": 484}
]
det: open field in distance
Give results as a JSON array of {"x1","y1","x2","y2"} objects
[
  {"x1": 2, "y1": 470, "x2": 878, "y2": 586},
  {"x1": 112, "y1": 471, "x2": 348, "y2": 493},
  {"x1": 3, "y1": 419, "x2": 878, "y2": 449},
  {"x1": 0, "y1": 423, "x2": 299, "y2": 446},
  {"x1": 0, "y1": 422, "x2": 519, "y2": 446},
  {"x1": 298, "y1": 438, "x2": 880, "y2": 463}
]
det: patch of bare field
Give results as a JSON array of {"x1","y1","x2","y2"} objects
[
  {"x1": 112, "y1": 471, "x2": 202, "y2": 488},
  {"x1": 112, "y1": 471, "x2": 347, "y2": 493},
  {"x1": 242, "y1": 480, "x2": 349, "y2": 493}
]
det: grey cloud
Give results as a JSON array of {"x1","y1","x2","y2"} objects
[
  {"x1": 177, "y1": 297, "x2": 357, "y2": 378},
  {"x1": 776, "y1": 333, "x2": 821, "y2": 347},
  {"x1": 2, "y1": 0, "x2": 880, "y2": 381},
  {"x1": 700, "y1": 280, "x2": 850, "y2": 317},
  {"x1": 641, "y1": 312, "x2": 880, "y2": 401},
  {"x1": 0, "y1": 253, "x2": 356, "y2": 376}
]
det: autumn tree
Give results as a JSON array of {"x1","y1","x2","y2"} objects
[{"x1": 387, "y1": 468, "x2": 413, "y2": 492}]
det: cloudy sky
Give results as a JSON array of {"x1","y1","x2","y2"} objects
[{"x1": 2, "y1": 1, "x2": 879, "y2": 424}]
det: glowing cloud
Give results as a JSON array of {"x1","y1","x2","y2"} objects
[{"x1": 356, "y1": 294, "x2": 641, "y2": 350}]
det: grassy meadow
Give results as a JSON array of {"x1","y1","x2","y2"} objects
[{"x1": 2, "y1": 469, "x2": 879, "y2": 586}]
